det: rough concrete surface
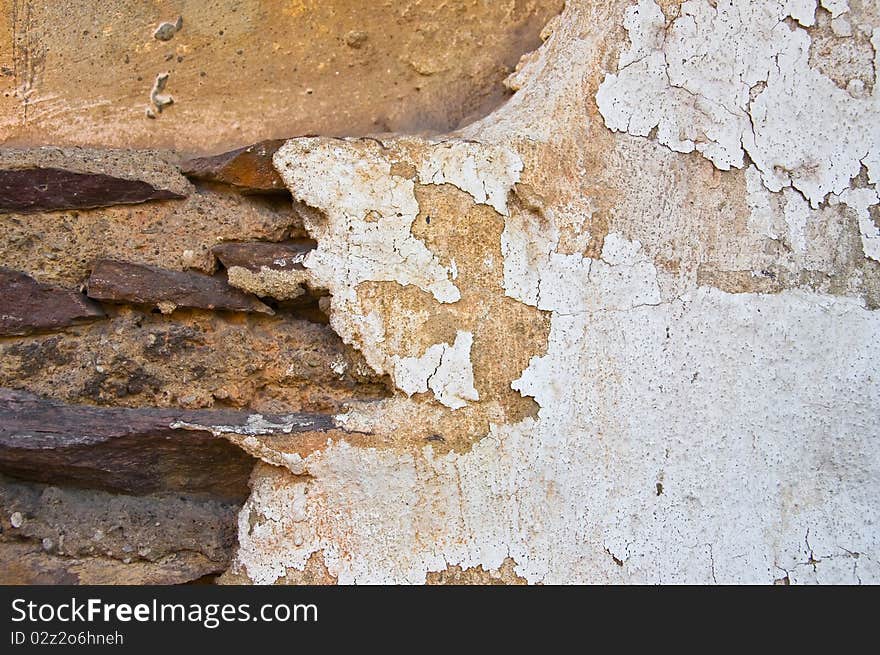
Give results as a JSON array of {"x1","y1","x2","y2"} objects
[{"x1": 1, "y1": 0, "x2": 878, "y2": 585}]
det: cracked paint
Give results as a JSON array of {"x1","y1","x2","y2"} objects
[
  {"x1": 393, "y1": 330, "x2": 479, "y2": 410},
  {"x1": 596, "y1": 0, "x2": 880, "y2": 207},
  {"x1": 272, "y1": 137, "x2": 523, "y2": 406},
  {"x1": 233, "y1": 278, "x2": 880, "y2": 584},
  {"x1": 227, "y1": 0, "x2": 880, "y2": 585},
  {"x1": 837, "y1": 186, "x2": 880, "y2": 261}
]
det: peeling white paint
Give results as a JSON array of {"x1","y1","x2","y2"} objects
[
  {"x1": 822, "y1": 0, "x2": 850, "y2": 19},
  {"x1": 501, "y1": 226, "x2": 661, "y2": 313},
  {"x1": 426, "y1": 331, "x2": 479, "y2": 410},
  {"x1": 393, "y1": 331, "x2": 480, "y2": 409},
  {"x1": 235, "y1": 280, "x2": 880, "y2": 584},
  {"x1": 231, "y1": 0, "x2": 880, "y2": 586},
  {"x1": 330, "y1": 355, "x2": 348, "y2": 377},
  {"x1": 782, "y1": 187, "x2": 811, "y2": 256},
  {"x1": 272, "y1": 137, "x2": 518, "y2": 403},
  {"x1": 596, "y1": 0, "x2": 880, "y2": 207},
  {"x1": 837, "y1": 186, "x2": 880, "y2": 261},
  {"x1": 274, "y1": 138, "x2": 460, "y2": 306},
  {"x1": 415, "y1": 141, "x2": 522, "y2": 216},
  {"x1": 170, "y1": 414, "x2": 324, "y2": 437}
]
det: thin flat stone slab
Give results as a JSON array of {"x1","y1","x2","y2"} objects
[
  {"x1": 212, "y1": 240, "x2": 315, "y2": 273},
  {"x1": 0, "y1": 167, "x2": 185, "y2": 214},
  {"x1": 86, "y1": 259, "x2": 273, "y2": 314},
  {"x1": 0, "y1": 388, "x2": 337, "y2": 498},
  {"x1": 180, "y1": 139, "x2": 287, "y2": 192},
  {"x1": 0, "y1": 268, "x2": 105, "y2": 336}
]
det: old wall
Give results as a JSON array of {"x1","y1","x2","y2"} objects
[{"x1": 1, "y1": 0, "x2": 878, "y2": 584}]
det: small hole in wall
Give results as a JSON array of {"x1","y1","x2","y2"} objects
[{"x1": 656, "y1": 482, "x2": 664, "y2": 496}]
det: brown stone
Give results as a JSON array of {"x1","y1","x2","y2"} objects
[
  {"x1": 0, "y1": 267, "x2": 105, "y2": 336},
  {"x1": 0, "y1": 388, "x2": 337, "y2": 499},
  {"x1": 212, "y1": 240, "x2": 315, "y2": 273},
  {"x1": 180, "y1": 140, "x2": 287, "y2": 193},
  {"x1": 0, "y1": 312, "x2": 389, "y2": 415},
  {"x1": 86, "y1": 259, "x2": 273, "y2": 314},
  {"x1": 0, "y1": 474, "x2": 239, "y2": 585},
  {"x1": 0, "y1": 167, "x2": 184, "y2": 214}
]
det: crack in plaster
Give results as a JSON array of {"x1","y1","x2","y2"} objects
[{"x1": 596, "y1": 0, "x2": 880, "y2": 208}]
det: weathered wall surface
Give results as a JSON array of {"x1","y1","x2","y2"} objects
[
  {"x1": 0, "y1": 0, "x2": 561, "y2": 151},
  {"x1": 229, "y1": 0, "x2": 880, "y2": 585},
  {"x1": 1, "y1": 0, "x2": 878, "y2": 584}
]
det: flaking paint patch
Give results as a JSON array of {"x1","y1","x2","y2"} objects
[
  {"x1": 416, "y1": 141, "x2": 523, "y2": 216},
  {"x1": 596, "y1": 0, "x2": 880, "y2": 207},
  {"x1": 272, "y1": 137, "x2": 522, "y2": 403},
  {"x1": 170, "y1": 414, "x2": 327, "y2": 437},
  {"x1": 393, "y1": 330, "x2": 479, "y2": 410},
  {"x1": 836, "y1": 186, "x2": 880, "y2": 261},
  {"x1": 273, "y1": 138, "x2": 459, "y2": 305},
  {"x1": 229, "y1": 0, "x2": 880, "y2": 585},
  {"x1": 234, "y1": 282, "x2": 880, "y2": 584}
]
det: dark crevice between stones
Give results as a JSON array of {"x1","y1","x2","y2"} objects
[{"x1": 209, "y1": 238, "x2": 331, "y2": 325}]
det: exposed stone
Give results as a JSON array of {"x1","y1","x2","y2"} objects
[
  {"x1": 0, "y1": 147, "x2": 192, "y2": 199},
  {"x1": 0, "y1": 543, "x2": 220, "y2": 584},
  {"x1": 86, "y1": 259, "x2": 273, "y2": 314},
  {"x1": 213, "y1": 240, "x2": 316, "y2": 301},
  {"x1": 181, "y1": 140, "x2": 288, "y2": 192},
  {"x1": 0, "y1": 309, "x2": 389, "y2": 415},
  {"x1": 212, "y1": 240, "x2": 314, "y2": 273},
  {"x1": 0, "y1": 267, "x2": 104, "y2": 336},
  {"x1": 0, "y1": 388, "x2": 335, "y2": 498},
  {"x1": 0, "y1": 167, "x2": 184, "y2": 214},
  {"x1": 0, "y1": 169, "x2": 299, "y2": 288},
  {"x1": 0, "y1": 474, "x2": 238, "y2": 585}
]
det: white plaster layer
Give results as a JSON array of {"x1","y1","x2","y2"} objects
[
  {"x1": 596, "y1": 0, "x2": 880, "y2": 207},
  {"x1": 272, "y1": 137, "x2": 520, "y2": 407},
  {"x1": 170, "y1": 414, "x2": 325, "y2": 437},
  {"x1": 837, "y1": 186, "x2": 880, "y2": 261},
  {"x1": 236, "y1": 283, "x2": 880, "y2": 584},
  {"x1": 273, "y1": 138, "x2": 460, "y2": 306},
  {"x1": 232, "y1": 0, "x2": 880, "y2": 586},
  {"x1": 416, "y1": 141, "x2": 523, "y2": 216},
  {"x1": 393, "y1": 331, "x2": 479, "y2": 410}
]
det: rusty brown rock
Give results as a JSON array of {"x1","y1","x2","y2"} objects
[
  {"x1": 0, "y1": 268, "x2": 105, "y2": 336},
  {"x1": 0, "y1": 388, "x2": 337, "y2": 499},
  {"x1": 180, "y1": 140, "x2": 287, "y2": 193},
  {"x1": 86, "y1": 259, "x2": 273, "y2": 314},
  {"x1": 0, "y1": 167, "x2": 185, "y2": 214},
  {"x1": 212, "y1": 240, "x2": 315, "y2": 273}
]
